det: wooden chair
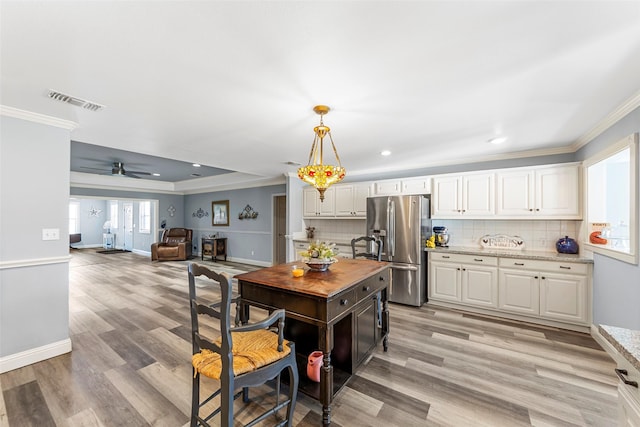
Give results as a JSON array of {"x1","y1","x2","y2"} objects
[
  {"x1": 351, "y1": 236, "x2": 383, "y2": 261},
  {"x1": 188, "y1": 263, "x2": 298, "y2": 427}
]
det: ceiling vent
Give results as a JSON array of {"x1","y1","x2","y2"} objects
[{"x1": 47, "y1": 90, "x2": 104, "y2": 111}]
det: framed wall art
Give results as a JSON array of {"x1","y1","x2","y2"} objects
[{"x1": 212, "y1": 200, "x2": 229, "y2": 226}]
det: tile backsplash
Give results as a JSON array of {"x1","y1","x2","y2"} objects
[
  {"x1": 304, "y1": 218, "x2": 580, "y2": 252},
  {"x1": 431, "y1": 219, "x2": 579, "y2": 251}
]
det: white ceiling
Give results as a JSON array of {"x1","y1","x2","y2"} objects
[{"x1": 2, "y1": 1, "x2": 640, "y2": 188}]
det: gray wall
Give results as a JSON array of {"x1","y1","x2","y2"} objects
[
  {"x1": 185, "y1": 185, "x2": 286, "y2": 265},
  {"x1": 575, "y1": 106, "x2": 640, "y2": 329},
  {"x1": 1, "y1": 116, "x2": 71, "y2": 360}
]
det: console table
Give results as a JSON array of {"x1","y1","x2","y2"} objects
[
  {"x1": 236, "y1": 259, "x2": 390, "y2": 426},
  {"x1": 201, "y1": 237, "x2": 227, "y2": 262}
]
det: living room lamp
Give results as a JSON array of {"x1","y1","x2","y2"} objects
[{"x1": 297, "y1": 105, "x2": 346, "y2": 201}]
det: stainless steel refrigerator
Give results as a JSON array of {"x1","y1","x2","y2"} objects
[{"x1": 366, "y1": 195, "x2": 431, "y2": 306}]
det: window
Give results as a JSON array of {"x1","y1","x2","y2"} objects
[
  {"x1": 584, "y1": 133, "x2": 638, "y2": 264},
  {"x1": 139, "y1": 201, "x2": 151, "y2": 234},
  {"x1": 109, "y1": 200, "x2": 119, "y2": 229},
  {"x1": 69, "y1": 201, "x2": 80, "y2": 234}
]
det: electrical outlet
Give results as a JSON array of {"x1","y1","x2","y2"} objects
[{"x1": 42, "y1": 228, "x2": 60, "y2": 240}]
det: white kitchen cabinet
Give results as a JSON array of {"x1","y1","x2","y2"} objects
[
  {"x1": 498, "y1": 258, "x2": 589, "y2": 324},
  {"x1": 430, "y1": 260, "x2": 461, "y2": 302},
  {"x1": 402, "y1": 177, "x2": 431, "y2": 195},
  {"x1": 429, "y1": 253, "x2": 498, "y2": 308},
  {"x1": 303, "y1": 187, "x2": 335, "y2": 217},
  {"x1": 496, "y1": 164, "x2": 581, "y2": 218},
  {"x1": 373, "y1": 180, "x2": 402, "y2": 195},
  {"x1": 335, "y1": 183, "x2": 370, "y2": 217},
  {"x1": 498, "y1": 268, "x2": 540, "y2": 316},
  {"x1": 432, "y1": 172, "x2": 495, "y2": 218},
  {"x1": 373, "y1": 176, "x2": 431, "y2": 196},
  {"x1": 461, "y1": 262, "x2": 499, "y2": 308}
]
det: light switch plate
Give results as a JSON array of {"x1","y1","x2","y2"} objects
[{"x1": 42, "y1": 228, "x2": 60, "y2": 240}]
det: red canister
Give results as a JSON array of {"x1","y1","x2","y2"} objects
[{"x1": 307, "y1": 351, "x2": 323, "y2": 382}]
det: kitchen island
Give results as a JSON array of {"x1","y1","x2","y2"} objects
[{"x1": 236, "y1": 259, "x2": 390, "y2": 427}]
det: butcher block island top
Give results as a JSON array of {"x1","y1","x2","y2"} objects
[
  {"x1": 235, "y1": 258, "x2": 390, "y2": 426},
  {"x1": 235, "y1": 258, "x2": 389, "y2": 298}
]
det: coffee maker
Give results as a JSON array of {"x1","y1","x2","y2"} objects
[{"x1": 433, "y1": 226, "x2": 450, "y2": 247}]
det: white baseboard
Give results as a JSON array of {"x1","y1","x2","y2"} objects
[{"x1": 0, "y1": 339, "x2": 72, "y2": 374}]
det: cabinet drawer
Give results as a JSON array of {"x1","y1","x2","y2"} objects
[
  {"x1": 430, "y1": 252, "x2": 498, "y2": 266},
  {"x1": 356, "y1": 274, "x2": 387, "y2": 302},
  {"x1": 328, "y1": 290, "x2": 356, "y2": 321},
  {"x1": 499, "y1": 258, "x2": 589, "y2": 275}
]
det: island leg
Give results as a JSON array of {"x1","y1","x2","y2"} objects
[
  {"x1": 319, "y1": 325, "x2": 334, "y2": 426},
  {"x1": 382, "y1": 288, "x2": 390, "y2": 352}
]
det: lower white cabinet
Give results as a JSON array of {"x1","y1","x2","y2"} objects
[
  {"x1": 429, "y1": 252, "x2": 592, "y2": 330},
  {"x1": 498, "y1": 258, "x2": 589, "y2": 324},
  {"x1": 429, "y1": 253, "x2": 498, "y2": 308},
  {"x1": 614, "y1": 353, "x2": 640, "y2": 426}
]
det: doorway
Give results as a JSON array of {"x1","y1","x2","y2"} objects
[
  {"x1": 122, "y1": 202, "x2": 133, "y2": 251},
  {"x1": 273, "y1": 194, "x2": 287, "y2": 264}
]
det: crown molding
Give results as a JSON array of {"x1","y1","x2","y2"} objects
[
  {"x1": 0, "y1": 105, "x2": 78, "y2": 130},
  {"x1": 573, "y1": 90, "x2": 640, "y2": 150}
]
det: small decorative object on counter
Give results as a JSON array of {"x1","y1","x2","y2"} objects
[
  {"x1": 425, "y1": 235, "x2": 436, "y2": 248},
  {"x1": 291, "y1": 265, "x2": 304, "y2": 277},
  {"x1": 556, "y1": 236, "x2": 579, "y2": 254},
  {"x1": 305, "y1": 226, "x2": 315, "y2": 239},
  {"x1": 300, "y1": 240, "x2": 338, "y2": 271},
  {"x1": 307, "y1": 351, "x2": 323, "y2": 382},
  {"x1": 589, "y1": 231, "x2": 608, "y2": 244}
]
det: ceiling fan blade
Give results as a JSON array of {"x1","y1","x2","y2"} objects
[
  {"x1": 124, "y1": 172, "x2": 142, "y2": 179},
  {"x1": 80, "y1": 166, "x2": 108, "y2": 171},
  {"x1": 127, "y1": 170, "x2": 152, "y2": 175}
]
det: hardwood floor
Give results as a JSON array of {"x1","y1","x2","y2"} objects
[{"x1": 1, "y1": 250, "x2": 618, "y2": 426}]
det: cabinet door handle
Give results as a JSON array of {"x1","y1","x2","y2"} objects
[
  {"x1": 457, "y1": 268, "x2": 461, "y2": 271},
  {"x1": 340, "y1": 299, "x2": 349, "y2": 306},
  {"x1": 529, "y1": 209, "x2": 533, "y2": 212},
  {"x1": 615, "y1": 369, "x2": 639, "y2": 388},
  {"x1": 515, "y1": 262, "x2": 525, "y2": 266},
  {"x1": 534, "y1": 276, "x2": 539, "y2": 279},
  {"x1": 462, "y1": 268, "x2": 466, "y2": 271},
  {"x1": 541, "y1": 276, "x2": 545, "y2": 280},
  {"x1": 559, "y1": 266, "x2": 571, "y2": 270},
  {"x1": 473, "y1": 258, "x2": 483, "y2": 262},
  {"x1": 363, "y1": 285, "x2": 371, "y2": 291},
  {"x1": 442, "y1": 255, "x2": 450, "y2": 259}
]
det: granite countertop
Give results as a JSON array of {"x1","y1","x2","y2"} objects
[
  {"x1": 424, "y1": 245, "x2": 593, "y2": 263},
  {"x1": 599, "y1": 324, "x2": 640, "y2": 371},
  {"x1": 293, "y1": 237, "x2": 360, "y2": 246}
]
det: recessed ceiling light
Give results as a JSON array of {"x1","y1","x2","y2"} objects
[
  {"x1": 488, "y1": 136, "x2": 507, "y2": 145},
  {"x1": 381, "y1": 150, "x2": 391, "y2": 156},
  {"x1": 192, "y1": 163, "x2": 201, "y2": 167},
  {"x1": 152, "y1": 173, "x2": 160, "y2": 177}
]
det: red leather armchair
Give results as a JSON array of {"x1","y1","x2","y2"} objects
[{"x1": 151, "y1": 228, "x2": 193, "y2": 261}]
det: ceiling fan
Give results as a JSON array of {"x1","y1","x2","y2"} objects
[{"x1": 81, "y1": 162, "x2": 152, "y2": 179}]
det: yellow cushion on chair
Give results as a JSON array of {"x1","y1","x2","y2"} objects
[{"x1": 192, "y1": 329, "x2": 291, "y2": 379}]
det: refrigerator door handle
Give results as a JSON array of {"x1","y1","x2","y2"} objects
[
  {"x1": 389, "y1": 263, "x2": 418, "y2": 271},
  {"x1": 388, "y1": 199, "x2": 395, "y2": 257}
]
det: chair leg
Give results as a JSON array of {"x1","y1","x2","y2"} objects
[
  {"x1": 285, "y1": 363, "x2": 299, "y2": 426},
  {"x1": 191, "y1": 371, "x2": 200, "y2": 427},
  {"x1": 242, "y1": 386, "x2": 249, "y2": 403},
  {"x1": 274, "y1": 373, "x2": 281, "y2": 419}
]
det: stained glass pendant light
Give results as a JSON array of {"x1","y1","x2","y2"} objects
[{"x1": 297, "y1": 105, "x2": 346, "y2": 201}]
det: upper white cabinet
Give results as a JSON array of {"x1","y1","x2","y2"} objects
[
  {"x1": 373, "y1": 177, "x2": 431, "y2": 196},
  {"x1": 335, "y1": 183, "x2": 371, "y2": 217},
  {"x1": 303, "y1": 187, "x2": 335, "y2": 217},
  {"x1": 432, "y1": 172, "x2": 495, "y2": 218},
  {"x1": 496, "y1": 164, "x2": 581, "y2": 218}
]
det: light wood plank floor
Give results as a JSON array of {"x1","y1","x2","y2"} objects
[{"x1": 1, "y1": 250, "x2": 618, "y2": 426}]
